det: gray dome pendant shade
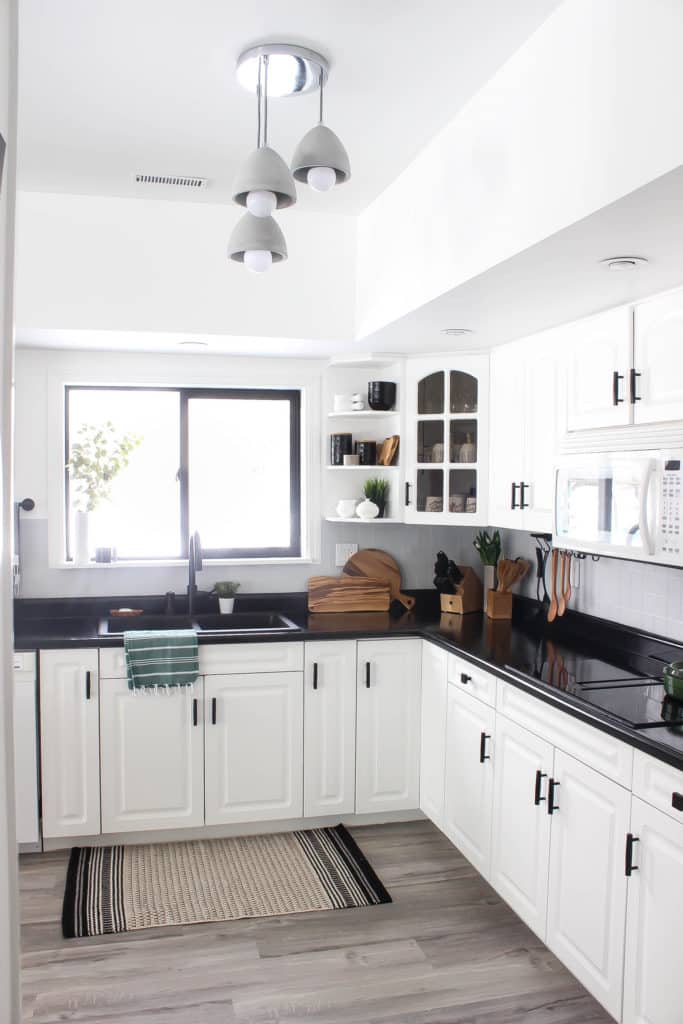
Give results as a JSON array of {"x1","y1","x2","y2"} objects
[
  {"x1": 227, "y1": 212, "x2": 287, "y2": 269},
  {"x1": 291, "y1": 123, "x2": 351, "y2": 186},
  {"x1": 231, "y1": 145, "x2": 297, "y2": 211}
]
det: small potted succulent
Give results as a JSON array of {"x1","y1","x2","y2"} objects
[
  {"x1": 361, "y1": 477, "x2": 390, "y2": 518},
  {"x1": 212, "y1": 580, "x2": 240, "y2": 614}
]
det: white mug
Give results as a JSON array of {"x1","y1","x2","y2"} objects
[{"x1": 336, "y1": 499, "x2": 358, "y2": 518}]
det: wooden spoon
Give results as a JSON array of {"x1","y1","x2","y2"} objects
[
  {"x1": 558, "y1": 552, "x2": 568, "y2": 617},
  {"x1": 547, "y1": 549, "x2": 559, "y2": 623}
]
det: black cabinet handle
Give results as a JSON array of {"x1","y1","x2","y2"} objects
[
  {"x1": 85, "y1": 670, "x2": 91, "y2": 701},
  {"x1": 612, "y1": 370, "x2": 624, "y2": 405},
  {"x1": 479, "y1": 732, "x2": 491, "y2": 763},
  {"x1": 534, "y1": 769, "x2": 547, "y2": 805},
  {"x1": 460, "y1": 672, "x2": 471, "y2": 685},
  {"x1": 547, "y1": 778, "x2": 560, "y2": 814},
  {"x1": 365, "y1": 662, "x2": 371, "y2": 688},
  {"x1": 192, "y1": 697, "x2": 198, "y2": 727},
  {"x1": 519, "y1": 481, "x2": 529, "y2": 510},
  {"x1": 405, "y1": 482, "x2": 412, "y2": 506},
  {"x1": 211, "y1": 697, "x2": 217, "y2": 725},
  {"x1": 312, "y1": 663, "x2": 318, "y2": 690},
  {"x1": 625, "y1": 833, "x2": 640, "y2": 876},
  {"x1": 510, "y1": 481, "x2": 519, "y2": 510},
  {"x1": 672, "y1": 791, "x2": 683, "y2": 812},
  {"x1": 629, "y1": 367, "x2": 642, "y2": 404}
]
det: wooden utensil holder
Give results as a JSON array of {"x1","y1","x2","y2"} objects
[
  {"x1": 485, "y1": 590, "x2": 513, "y2": 620},
  {"x1": 439, "y1": 566, "x2": 483, "y2": 614}
]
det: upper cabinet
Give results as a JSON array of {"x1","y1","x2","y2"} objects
[
  {"x1": 489, "y1": 330, "x2": 564, "y2": 533},
  {"x1": 404, "y1": 355, "x2": 489, "y2": 525},
  {"x1": 565, "y1": 306, "x2": 633, "y2": 432},
  {"x1": 633, "y1": 289, "x2": 683, "y2": 426}
]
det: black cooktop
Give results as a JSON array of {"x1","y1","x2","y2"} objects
[{"x1": 509, "y1": 647, "x2": 683, "y2": 731}]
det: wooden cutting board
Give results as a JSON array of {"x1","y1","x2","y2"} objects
[
  {"x1": 307, "y1": 576, "x2": 391, "y2": 613},
  {"x1": 343, "y1": 549, "x2": 416, "y2": 611}
]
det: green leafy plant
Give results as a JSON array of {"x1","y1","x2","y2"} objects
[
  {"x1": 67, "y1": 422, "x2": 142, "y2": 512},
  {"x1": 473, "y1": 529, "x2": 501, "y2": 566},
  {"x1": 363, "y1": 478, "x2": 390, "y2": 504},
  {"x1": 212, "y1": 581, "x2": 240, "y2": 598}
]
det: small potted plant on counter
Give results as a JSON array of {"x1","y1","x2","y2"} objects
[
  {"x1": 473, "y1": 529, "x2": 501, "y2": 612},
  {"x1": 213, "y1": 581, "x2": 240, "y2": 614},
  {"x1": 361, "y1": 477, "x2": 390, "y2": 518}
]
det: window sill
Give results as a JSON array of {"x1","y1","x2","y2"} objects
[{"x1": 52, "y1": 557, "x2": 318, "y2": 570}]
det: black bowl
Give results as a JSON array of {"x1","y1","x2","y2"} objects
[{"x1": 367, "y1": 381, "x2": 396, "y2": 411}]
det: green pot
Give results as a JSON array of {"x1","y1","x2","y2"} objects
[{"x1": 662, "y1": 661, "x2": 683, "y2": 701}]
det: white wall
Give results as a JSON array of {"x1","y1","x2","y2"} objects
[
  {"x1": 14, "y1": 191, "x2": 356, "y2": 341},
  {"x1": 357, "y1": 0, "x2": 683, "y2": 338},
  {"x1": 0, "y1": 0, "x2": 20, "y2": 1020}
]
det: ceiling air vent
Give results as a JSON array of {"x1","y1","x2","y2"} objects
[{"x1": 135, "y1": 174, "x2": 207, "y2": 189}]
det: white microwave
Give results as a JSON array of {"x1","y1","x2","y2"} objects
[{"x1": 553, "y1": 450, "x2": 683, "y2": 566}]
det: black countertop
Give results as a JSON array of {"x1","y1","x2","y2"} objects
[{"x1": 14, "y1": 592, "x2": 683, "y2": 772}]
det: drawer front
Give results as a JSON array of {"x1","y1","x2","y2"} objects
[
  {"x1": 199, "y1": 642, "x2": 304, "y2": 675},
  {"x1": 13, "y1": 651, "x2": 36, "y2": 674},
  {"x1": 99, "y1": 648, "x2": 127, "y2": 679},
  {"x1": 497, "y1": 679, "x2": 633, "y2": 788},
  {"x1": 447, "y1": 653, "x2": 496, "y2": 706},
  {"x1": 632, "y1": 749, "x2": 683, "y2": 823}
]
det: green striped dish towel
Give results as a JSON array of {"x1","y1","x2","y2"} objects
[{"x1": 123, "y1": 630, "x2": 199, "y2": 691}]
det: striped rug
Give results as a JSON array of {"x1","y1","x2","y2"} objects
[{"x1": 62, "y1": 825, "x2": 391, "y2": 938}]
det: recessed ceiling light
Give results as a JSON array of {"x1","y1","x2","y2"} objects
[
  {"x1": 178, "y1": 340, "x2": 209, "y2": 349},
  {"x1": 441, "y1": 328, "x2": 474, "y2": 336},
  {"x1": 599, "y1": 256, "x2": 649, "y2": 271}
]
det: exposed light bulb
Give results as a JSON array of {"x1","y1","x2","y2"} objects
[
  {"x1": 246, "y1": 189, "x2": 277, "y2": 217},
  {"x1": 306, "y1": 166, "x2": 336, "y2": 192},
  {"x1": 244, "y1": 249, "x2": 272, "y2": 273}
]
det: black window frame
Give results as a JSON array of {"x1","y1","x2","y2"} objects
[{"x1": 65, "y1": 384, "x2": 302, "y2": 561}]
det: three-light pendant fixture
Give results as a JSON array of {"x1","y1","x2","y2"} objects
[{"x1": 228, "y1": 44, "x2": 351, "y2": 272}]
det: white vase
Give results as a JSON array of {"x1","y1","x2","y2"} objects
[
  {"x1": 74, "y1": 510, "x2": 90, "y2": 566},
  {"x1": 218, "y1": 597, "x2": 235, "y2": 614},
  {"x1": 356, "y1": 498, "x2": 379, "y2": 520},
  {"x1": 483, "y1": 564, "x2": 496, "y2": 613}
]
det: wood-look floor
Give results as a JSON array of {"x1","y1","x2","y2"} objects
[{"x1": 19, "y1": 820, "x2": 612, "y2": 1023}]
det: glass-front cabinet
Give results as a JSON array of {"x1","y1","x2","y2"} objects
[{"x1": 405, "y1": 356, "x2": 489, "y2": 524}]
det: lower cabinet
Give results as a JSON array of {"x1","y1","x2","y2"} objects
[
  {"x1": 355, "y1": 639, "x2": 421, "y2": 814},
  {"x1": 100, "y1": 678, "x2": 205, "y2": 833},
  {"x1": 623, "y1": 797, "x2": 683, "y2": 1024},
  {"x1": 443, "y1": 683, "x2": 495, "y2": 879},
  {"x1": 303, "y1": 641, "x2": 357, "y2": 817},
  {"x1": 204, "y1": 672, "x2": 304, "y2": 824},
  {"x1": 545, "y1": 749, "x2": 630, "y2": 1019},
  {"x1": 490, "y1": 714, "x2": 554, "y2": 940},
  {"x1": 40, "y1": 649, "x2": 101, "y2": 838},
  {"x1": 419, "y1": 642, "x2": 448, "y2": 828}
]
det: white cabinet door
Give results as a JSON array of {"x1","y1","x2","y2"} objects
[
  {"x1": 546, "y1": 750, "x2": 630, "y2": 1019},
  {"x1": 488, "y1": 344, "x2": 525, "y2": 530},
  {"x1": 13, "y1": 654, "x2": 39, "y2": 846},
  {"x1": 356, "y1": 639, "x2": 421, "y2": 813},
  {"x1": 523, "y1": 334, "x2": 564, "y2": 533},
  {"x1": 565, "y1": 306, "x2": 633, "y2": 431},
  {"x1": 634, "y1": 288, "x2": 683, "y2": 425},
  {"x1": 419, "y1": 642, "x2": 448, "y2": 828},
  {"x1": 100, "y1": 678, "x2": 204, "y2": 833},
  {"x1": 623, "y1": 796, "x2": 683, "y2": 1024},
  {"x1": 490, "y1": 715, "x2": 553, "y2": 940},
  {"x1": 443, "y1": 684, "x2": 495, "y2": 879},
  {"x1": 205, "y1": 672, "x2": 303, "y2": 824},
  {"x1": 40, "y1": 649, "x2": 100, "y2": 838},
  {"x1": 303, "y1": 641, "x2": 356, "y2": 818}
]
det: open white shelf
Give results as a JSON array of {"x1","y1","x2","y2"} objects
[
  {"x1": 327, "y1": 410, "x2": 398, "y2": 419},
  {"x1": 325, "y1": 464, "x2": 399, "y2": 470},
  {"x1": 325, "y1": 516, "x2": 403, "y2": 524}
]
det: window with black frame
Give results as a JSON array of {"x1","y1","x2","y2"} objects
[{"x1": 65, "y1": 385, "x2": 301, "y2": 561}]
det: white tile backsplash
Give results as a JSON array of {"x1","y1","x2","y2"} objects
[{"x1": 501, "y1": 528, "x2": 683, "y2": 643}]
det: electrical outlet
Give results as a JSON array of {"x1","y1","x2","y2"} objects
[{"x1": 335, "y1": 542, "x2": 358, "y2": 567}]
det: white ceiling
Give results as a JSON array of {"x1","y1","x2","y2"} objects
[
  {"x1": 17, "y1": 0, "x2": 560, "y2": 214},
  {"x1": 17, "y1": 165, "x2": 683, "y2": 359}
]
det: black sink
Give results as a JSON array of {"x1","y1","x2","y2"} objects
[{"x1": 99, "y1": 611, "x2": 300, "y2": 636}]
